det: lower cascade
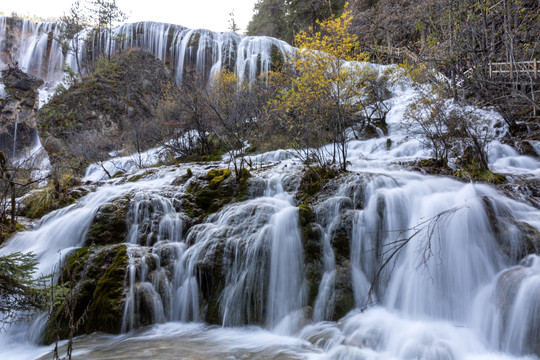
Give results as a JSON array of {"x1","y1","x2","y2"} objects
[
  {"x1": 0, "y1": 139, "x2": 539, "y2": 359},
  {"x1": 0, "y1": 28, "x2": 539, "y2": 358}
]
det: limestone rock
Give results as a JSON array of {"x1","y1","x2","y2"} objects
[{"x1": 0, "y1": 64, "x2": 42, "y2": 156}]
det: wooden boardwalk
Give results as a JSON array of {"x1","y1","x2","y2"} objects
[
  {"x1": 488, "y1": 60, "x2": 538, "y2": 80},
  {"x1": 368, "y1": 45, "x2": 538, "y2": 83}
]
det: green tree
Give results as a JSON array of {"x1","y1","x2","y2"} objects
[
  {"x1": 89, "y1": 0, "x2": 127, "y2": 61},
  {"x1": 247, "y1": 0, "x2": 289, "y2": 39},
  {"x1": 247, "y1": 0, "x2": 347, "y2": 43},
  {"x1": 0, "y1": 252, "x2": 50, "y2": 329},
  {"x1": 228, "y1": 10, "x2": 240, "y2": 32},
  {"x1": 57, "y1": 0, "x2": 88, "y2": 76}
]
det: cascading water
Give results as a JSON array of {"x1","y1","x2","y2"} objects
[
  {"x1": 0, "y1": 59, "x2": 539, "y2": 360},
  {"x1": 0, "y1": 17, "x2": 293, "y2": 92},
  {"x1": 116, "y1": 172, "x2": 307, "y2": 334}
]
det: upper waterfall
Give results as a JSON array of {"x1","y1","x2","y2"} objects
[{"x1": 0, "y1": 17, "x2": 293, "y2": 94}]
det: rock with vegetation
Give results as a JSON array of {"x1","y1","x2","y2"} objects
[
  {"x1": 38, "y1": 50, "x2": 180, "y2": 173},
  {"x1": 182, "y1": 168, "x2": 250, "y2": 223},
  {"x1": 44, "y1": 244, "x2": 128, "y2": 343},
  {"x1": 332, "y1": 265, "x2": 355, "y2": 321},
  {"x1": 22, "y1": 174, "x2": 88, "y2": 219},
  {"x1": 0, "y1": 64, "x2": 43, "y2": 156},
  {"x1": 413, "y1": 158, "x2": 454, "y2": 176},
  {"x1": 86, "y1": 195, "x2": 130, "y2": 246},
  {"x1": 296, "y1": 166, "x2": 339, "y2": 204}
]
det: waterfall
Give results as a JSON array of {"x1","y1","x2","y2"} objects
[
  {"x1": 0, "y1": 17, "x2": 293, "y2": 90},
  {"x1": 0, "y1": 57, "x2": 539, "y2": 360},
  {"x1": 265, "y1": 175, "x2": 306, "y2": 333}
]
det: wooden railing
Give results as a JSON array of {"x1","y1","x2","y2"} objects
[
  {"x1": 368, "y1": 45, "x2": 539, "y2": 83},
  {"x1": 489, "y1": 60, "x2": 538, "y2": 80}
]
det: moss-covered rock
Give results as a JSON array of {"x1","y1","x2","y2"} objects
[
  {"x1": 86, "y1": 245, "x2": 128, "y2": 333},
  {"x1": 0, "y1": 219, "x2": 26, "y2": 246},
  {"x1": 206, "y1": 168, "x2": 232, "y2": 187},
  {"x1": 127, "y1": 170, "x2": 156, "y2": 183},
  {"x1": 196, "y1": 239, "x2": 227, "y2": 325},
  {"x1": 44, "y1": 244, "x2": 128, "y2": 344},
  {"x1": 298, "y1": 204, "x2": 313, "y2": 227},
  {"x1": 182, "y1": 168, "x2": 251, "y2": 223},
  {"x1": 453, "y1": 165, "x2": 506, "y2": 184},
  {"x1": 329, "y1": 214, "x2": 353, "y2": 264},
  {"x1": 302, "y1": 222, "x2": 323, "y2": 307},
  {"x1": 413, "y1": 158, "x2": 453, "y2": 176},
  {"x1": 296, "y1": 203, "x2": 326, "y2": 307},
  {"x1": 297, "y1": 166, "x2": 339, "y2": 203},
  {"x1": 332, "y1": 265, "x2": 355, "y2": 321},
  {"x1": 86, "y1": 195, "x2": 130, "y2": 246}
]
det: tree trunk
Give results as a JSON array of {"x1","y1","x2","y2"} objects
[{"x1": 10, "y1": 181, "x2": 16, "y2": 231}]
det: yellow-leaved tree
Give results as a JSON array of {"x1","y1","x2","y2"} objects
[{"x1": 275, "y1": 3, "x2": 369, "y2": 171}]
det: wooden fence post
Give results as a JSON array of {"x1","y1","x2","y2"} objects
[
  {"x1": 509, "y1": 59, "x2": 513, "y2": 79},
  {"x1": 489, "y1": 62, "x2": 492, "y2": 78},
  {"x1": 534, "y1": 58, "x2": 538, "y2": 80}
]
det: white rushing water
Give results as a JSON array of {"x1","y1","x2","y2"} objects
[
  {"x1": 1, "y1": 29, "x2": 540, "y2": 359},
  {"x1": 0, "y1": 17, "x2": 293, "y2": 96}
]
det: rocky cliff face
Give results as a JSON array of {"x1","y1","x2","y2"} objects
[
  {"x1": 0, "y1": 65, "x2": 43, "y2": 157},
  {"x1": 37, "y1": 50, "x2": 180, "y2": 173}
]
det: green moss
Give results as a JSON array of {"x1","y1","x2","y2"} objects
[
  {"x1": 201, "y1": 151, "x2": 223, "y2": 162},
  {"x1": 234, "y1": 168, "x2": 251, "y2": 202},
  {"x1": 127, "y1": 170, "x2": 155, "y2": 182},
  {"x1": 67, "y1": 247, "x2": 90, "y2": 279},
  {"x1": 415, "y1": 157, "x2": 453, "y2": 176},
  {"x1": 14, "y1": 222, "x2": 26, "y2": 231},
  {"x1": 420, "y1": 157, "x2": 446, "y2": 168},
  {"x1": 86, "y1": 196, "x2": 129, "y2": 246},
  {"x1": 297, "y1": 166, "x2": 339, "y2": 203},
  {"x1": 86, "y1": 245, "x2": 128, "y2": 333},
  {"x1": 44, "y1": 245, "x2": 128, "y2": 344},
  {"x1": 298, "y1": 204, "x2": 313, "y2": 227},
  {"x1": 298, "y1": 204, "x2": 323, "y2": 307},
  {"x1": 23, "y1": 176, "x2": 85, "y2": 219},
  {"x1": 183, "y1": 168, "x2": 250, "y2": 221},
  {"x1": 206, "y1": 168, "x2": 232, "y2": 187},
  {"x1": 0, "y1": 220, "x2": 26, "y2": 246},
  {"x1": 454, "y1": 165, "x2": 506, "y2": 184}
]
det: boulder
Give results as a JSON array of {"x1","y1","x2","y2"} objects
[{"x1": 1, "y1": 64, "x2": 43, "y2": 90}]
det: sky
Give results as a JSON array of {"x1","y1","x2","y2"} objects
[{"x1": 1, "y1": 0, "x2": 259, "y2": 33}]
